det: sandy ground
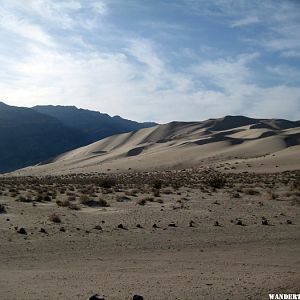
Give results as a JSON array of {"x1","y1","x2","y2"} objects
[{"x1": 0, "y1": 170, "x2": 299, "y2": 299}]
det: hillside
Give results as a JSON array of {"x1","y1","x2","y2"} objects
[
  {"x1": 14, "y1": 115, "x2": 300, "y2": 175},
  {"x1": 0, "y1": 102, "x2": 155, "y2": 173},
  {"x1": 33, "y1": 105, "x2": 156, "y2": 144}
]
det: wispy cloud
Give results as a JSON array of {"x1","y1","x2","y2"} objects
[{"x1": 230, "y1": 16, "x2": 259, "y2": 28}]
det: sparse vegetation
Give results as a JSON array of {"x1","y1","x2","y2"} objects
[{"x1": 49, "y1": 213, "x2": 61, "y2": 223}]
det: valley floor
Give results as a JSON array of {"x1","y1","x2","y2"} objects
[{"x1": 0, "y1": 169, "x2": 299, "y2": 299}]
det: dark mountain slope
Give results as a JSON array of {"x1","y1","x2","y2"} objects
[
  {"x1": 0, "y1": 102, "x2": 87, "y2": 173},
  {"x1": 33, "y1": 105, "x2": 156, "y2": 144}
]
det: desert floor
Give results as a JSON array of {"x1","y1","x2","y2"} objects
[{"x1": 0, "y1": 169, "x2": 299, "y2": 299}]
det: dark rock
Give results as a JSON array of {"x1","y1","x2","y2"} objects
[
  {"x1": 117, "y1": 224, "x2": 127, "y2": 230},
  {"x1": 17, "y1": 228, "x2": 27, "y2": 235},
  {"x1": 286, "y1": 220, "x2": 293, "y2": 225},
  {"x1": 88, "y1": 294, "x2": 105, "y2": 300},
  {"x1": 0, "y1": 204, "x2": 6, "y2": 214},
  {"x1": 133, "y1": 295, "x2": 143, "y2": 300},
  {"x1": 152, "y1": 223, "x2": 158, "y2": 228},
  {"x1": 261, "y1": 217, "x2": 269, "y2": 225},
  {"x1": 94, "y1": 225, "x2": 102, "y2": 230},
  {"x1": 235, "y1": 219, "x2": 244, "y2": 226},
  {"x1": 214, "y1": 221, "x2": 220, "y2": 227},
  {"x1": 39, "y1": 228, "x2": 47, "y2": 234},
  {"x1": 136, "y1": 224, "x2": 143, "y2": 228},
  {"x1": 59, "y1": 227, "x2": 65, "y2": 232},
  {"x1": 168, "y1": 223, "x2": 176, "y2": 227},
  {"x1": 189, "y1": 220, "x2": 195, "y2": 227}
]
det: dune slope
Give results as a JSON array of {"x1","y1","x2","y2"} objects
[{"x1": 13, "y1": 116, "x2": 300, "y2": 175}]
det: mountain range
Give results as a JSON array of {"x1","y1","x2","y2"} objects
[{"x1": 0, "y1": 102, "x2": 156, "y2": 173}]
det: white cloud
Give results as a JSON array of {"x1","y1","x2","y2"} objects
[
  {"x1": 230, "y1": 15, "x2": 259, "y2": 28},
  {"x1": 0, "y1": 0, "x2": 299, "y2": 123},
  {"x1": 0, "y1": 7, "x2": 55, "y2": 46}
]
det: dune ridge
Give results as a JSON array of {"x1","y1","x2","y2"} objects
[{"x1": 12, "y1": 116, "x2": 300, "y2": 175}]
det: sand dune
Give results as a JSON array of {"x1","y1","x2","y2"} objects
[{"x1": 12, "y1": 116, "x2": 300, "y2": 176}]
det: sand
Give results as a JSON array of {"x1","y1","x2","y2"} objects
[
  {"x1": 11, "y1": 117, "x2": 300, "y2": 176},
  {"x1": 0, "y1": 170, "x2": 300, "y2": 299}
]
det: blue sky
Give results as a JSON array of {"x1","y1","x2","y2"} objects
[{"x1": 0, "y1": 0, "x2": 299, "y2": 122}]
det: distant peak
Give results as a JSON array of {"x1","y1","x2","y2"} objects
[{"x1": 0, "y1": 101, "x2": 9, "y2": 107}]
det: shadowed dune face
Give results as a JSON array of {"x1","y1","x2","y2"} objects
[{"x1": 10, "y1": 116, "x2": 300, "y2": 176}]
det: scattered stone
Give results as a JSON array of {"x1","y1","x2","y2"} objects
[
  {"x1": 189, "y1": 220, "x2": 195, "y2": 227},
  {"x1": 286, "y1": 220, "x2": 293, "y2": 225},
  {"x1": 136, "y1": 224, "x2": 143, "y2": 228},
  {"x1": 133, "y1": 295, "x2": 144, "y2": 300},
  {"x1": 17, "y1": 228, "x2": 27, "y2": 235},
  {"x1": 232, "y1": 192, "x2": 240, "y2": 198},
  {"x1": 59, "y1": 227, "x2": 66, "y2": 232},
  {"x1": 152, "y1": 223, "x2": 158, "y2": 228},
  {"x1": 39, "y1": 228, "x2": 47, "y2": 234},
  {"x1": 261, "y1": 217, "x2": 269, "y2": 225},
  {"x1": 94, "y1": 225, "x2": 102, "y2": 230},
  {"x1": 214, "y1": 221, "x2": 220, "y2": 227},
  {"x1": 168, "y1": 223, "x2": 176, "y2": 227},
  {"x1": 117, "y1": 224, "x2": 127, "y2": 230},
  {"x1": 88, "y1": 294, "x2": 105, "y2": 300},
  {"x1": 0, "y1": 204, "x2": 6, "y2": 214},
  {"x1": 235, "y1": 219, "x2": 244, "y2": 226}
]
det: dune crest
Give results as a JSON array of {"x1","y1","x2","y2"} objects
[{"x1": 12, "y1": 116, "x2": 300, "y2": 175}]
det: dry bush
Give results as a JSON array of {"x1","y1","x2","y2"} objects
[
  {"x1": 267, "y1": 190, "x2": 279, "y2": 200},
  {"x1": 16, "y1": 195, "x2": 34, "y2": 203},
  {"x1": 206, "y1": 173, "x2": 226, "y2": 189},
  {"x1": 116, "y1": 195, "x2": 131, "y2": 202},
  {"x1": 152, "y1": 189, "x2": 160, "y2": 197},
  {"x1": 68, "y1": 203, "x2": 81, "y2": 210},
  {"x1": 49, "y1": 213, "x2": 61, "y2": 223},
  {"x1": 99, "y1": 177, "x2": 116, "y2": 189},
  {"x1": 137, "y1": 198, "x2": 147, "y2": 206},
  {"x1": 291, "y1": 195, "x2": 300, "y2": 206},
  {"x1": 80, "y1": 195, "x2": 109, "y2": 207},
  {"x1": 56, "y1": 199, "x2": 70, "y2": 207},
  {"x1": 244, "y1": 188, "x2": 260, "y2": 195},
  {"x1": 68, "y1": 195, "x2": 76, "y2": 201},
  {"x1": 161, "y1": 188, "x2": 173, "y2": 194}
]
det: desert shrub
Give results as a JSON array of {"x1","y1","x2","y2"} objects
[
  {"x1": 56, "y1": 199, "x2": 70, "y2": 207},
  {"x1": 291, "y1": 195, "x2": 300, "y2": 206},
  {"x1": 244, "y1": 188, "x2": 260, "y2": 195},
  {"x1": 99, "y1": 177, "x2": 116, "y2": 189},
  {"x1": 152, "y1": 179, "x2": 162, "y2": 190},
  {"x1": 49, "y1": 213, "x2": 61, "y2": 223},
  {"x1": 161, "y1": 188, "x2": 173, "y2": 194},
  {"x1": 68, "y1": 203, "x2": 81, "y2": 210},
  {"x1": 267, "y1": 190, "x2": 279, "y2": 200},
  {"x1": 116, "y1": 195, "x2": 131, "y2": 202},
  {"x1": 16, "y1": 195, "x2": 34, "y2": 203},
  {"x1": 290, "y1": 178, "x2": 300, "y2": 191},
  {"x1": 137, "y1": 199, "x2": 147, "y2": 206},
  {"x1": 35, "y1": 193, "x2": 51, "y2": 202},
  {"x1": 206, "y1": 174, "x2": 226, "y2": 189},
  {"x1": 80, "y1": 195, "x2": 109, "y2": 207},
  {"x1": 152, "y1": 189, "x2": 160, "y2": 197},
  {"x1": 68, "y1": 195, "x2": 76, "y2": 201},
  {"x1": 125, "y1": 189, "x2": 138, "y2": 197}
]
